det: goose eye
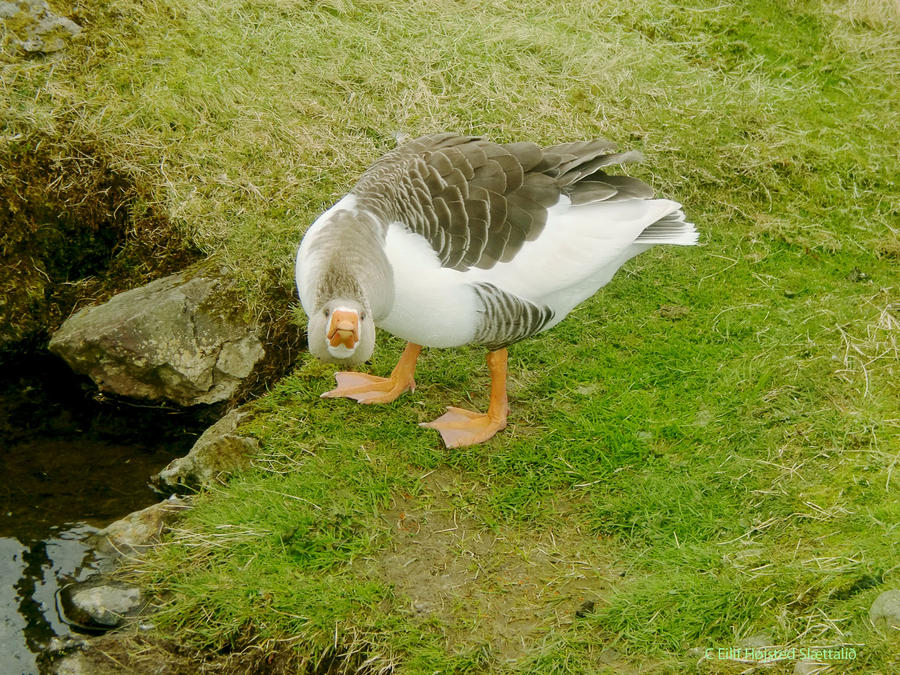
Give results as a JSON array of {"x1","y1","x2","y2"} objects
[
  {"x1": 323, "y1": 308, "x2": 330, "y2": 317},
  {"x1": 360, "y1": 312, "x2": 366, "y2": 321}
]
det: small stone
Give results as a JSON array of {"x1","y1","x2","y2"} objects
[
  {"x1": 90, "y1": 495, "x2": 190, "y2": 557},
  {"x1": 869, "y1": 589, "x2": 900, "y2": 630},
  {"x1": 34, "y1": 15, "x2": 81, "y2": 37},
  {"x1": 52, "y1": 653, "x2": 94, "y2": 675},
  {"x1": 20, "y1": 0, "x2": 51, "y2": 12},
  {"x1": 153, "y1": 407, "x2": 259, "y2": 491},
  {"x1": 46, "y1": 635, "x2": 87, "y2": 654},
  {"x1": 59, "y1": 578, "x2": 144, "y2": 630},
  {"x1": 3, "y1": 0, "x2": 81, "y2": 53},
  {"x1": 0, "y1": 2, "x2": 19, "y2": 19}
]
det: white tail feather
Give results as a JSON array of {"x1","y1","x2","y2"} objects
[{"x1": 635, "y1": 210, "x2": 699, "y2": 245}]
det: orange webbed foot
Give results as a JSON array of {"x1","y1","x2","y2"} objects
[
  {"x1": 320, "y1": 342, "x2": 421, "y2": 405},
  {"x1": 321, "y1": 371, "x2": 414, "y2": 404},
  {"x1": 421, "y1": 347, "x2": 510, "y2": 448},
  {"x1": 420, "y1": 406, "x2": 507, "y2": 448}
]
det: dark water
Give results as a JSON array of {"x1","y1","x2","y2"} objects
[{"x1": 0, "y1": 355, "x2": 202, "y2": 675}]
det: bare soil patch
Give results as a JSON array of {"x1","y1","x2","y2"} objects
[{"x1": 361, "y1": 468, "x2": 617, "y2": 663}]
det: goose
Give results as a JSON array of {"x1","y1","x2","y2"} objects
[{"x1": 295, "y1": 133, "x2": 697, "y2": 448}]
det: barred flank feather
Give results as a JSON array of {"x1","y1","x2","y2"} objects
[{"x1": 471, "y1": 282, "x2": 554, "y2": 350}]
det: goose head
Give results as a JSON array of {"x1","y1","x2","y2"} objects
[{"x1": 307, "y1": 297, "x2": 376, "y2": 365}]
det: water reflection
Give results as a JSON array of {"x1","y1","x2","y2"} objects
[
  {"x1": 1, "y1": 537, "x2": 31, "y2": 674},
  {"x1": 1, "y1": 526, "x2": 100, "y2": 675},
  {"x1": 0, "y1": 354, "x2": 203, "y2": 675}
]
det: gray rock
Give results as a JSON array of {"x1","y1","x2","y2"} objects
[
  {"x1": 51, "y1": 650, "x2": 132, "y2": 675},
  {"x1": 59, "y1": 578, "x2": 144, "y2": 630},
  {"x1": 26, "y1": 14, "x2": 81, "y2": 51},
  {"x1": 47, "y1": 635, "x2": 88, "y2": 654},
  {"x1": 36, "y1": 13, "x2": 81, "y2": 36},
  {"x1": 49, "y1": 272, "x2": 266, "y2": 406},
  {"x1": 2, "y1": 0, "x2": 81, "y2": 53},
  {"x1": 52, "y1": 653, "x2": 94, "y2": 675},
  {"x1": 0, "y1": 2, "x2": 19, "y2": 19},
  {"x1": 153, "y1": 407, "x2": 259, "y2": 490},
  {"x1": 90, "y1": 496, "x2": 190, "y2": 557},
  {"x1": 869, "y1": 589, "x2": 900, "y2": 630}
]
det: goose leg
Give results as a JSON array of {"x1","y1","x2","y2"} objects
[
  {"x1": 421, "y1": 348, "x2": 509, "y2": 448},
  {"x1": 322, "y1": 342, "x2": 421, "y2": 404}
]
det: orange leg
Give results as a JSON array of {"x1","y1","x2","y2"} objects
[
  {"x1": 322, "y1": 342, "x2": 422, "y2": 404},
  {"x1": 420, "y1": 348, "x2": 509, "y2": 448}
]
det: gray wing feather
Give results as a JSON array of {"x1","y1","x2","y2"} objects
[{"x1": 350, "y1": 133, "x2": 662, "y2": 272}]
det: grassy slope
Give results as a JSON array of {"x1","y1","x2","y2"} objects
[{"x1": 6, "y1": 0, "x2": 899, "y2": 672}]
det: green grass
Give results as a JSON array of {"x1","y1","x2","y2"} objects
[{"x1": 4, "y1": 0, "x2": 899, "y2": 672}]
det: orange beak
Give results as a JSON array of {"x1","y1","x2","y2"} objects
[{"x1": 327, "y1": 309, "x2": 359, "y2": 349}]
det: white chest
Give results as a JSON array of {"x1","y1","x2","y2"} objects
[{"x1": 378, "y1": 223, "x2": 478, "y2": 348}]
